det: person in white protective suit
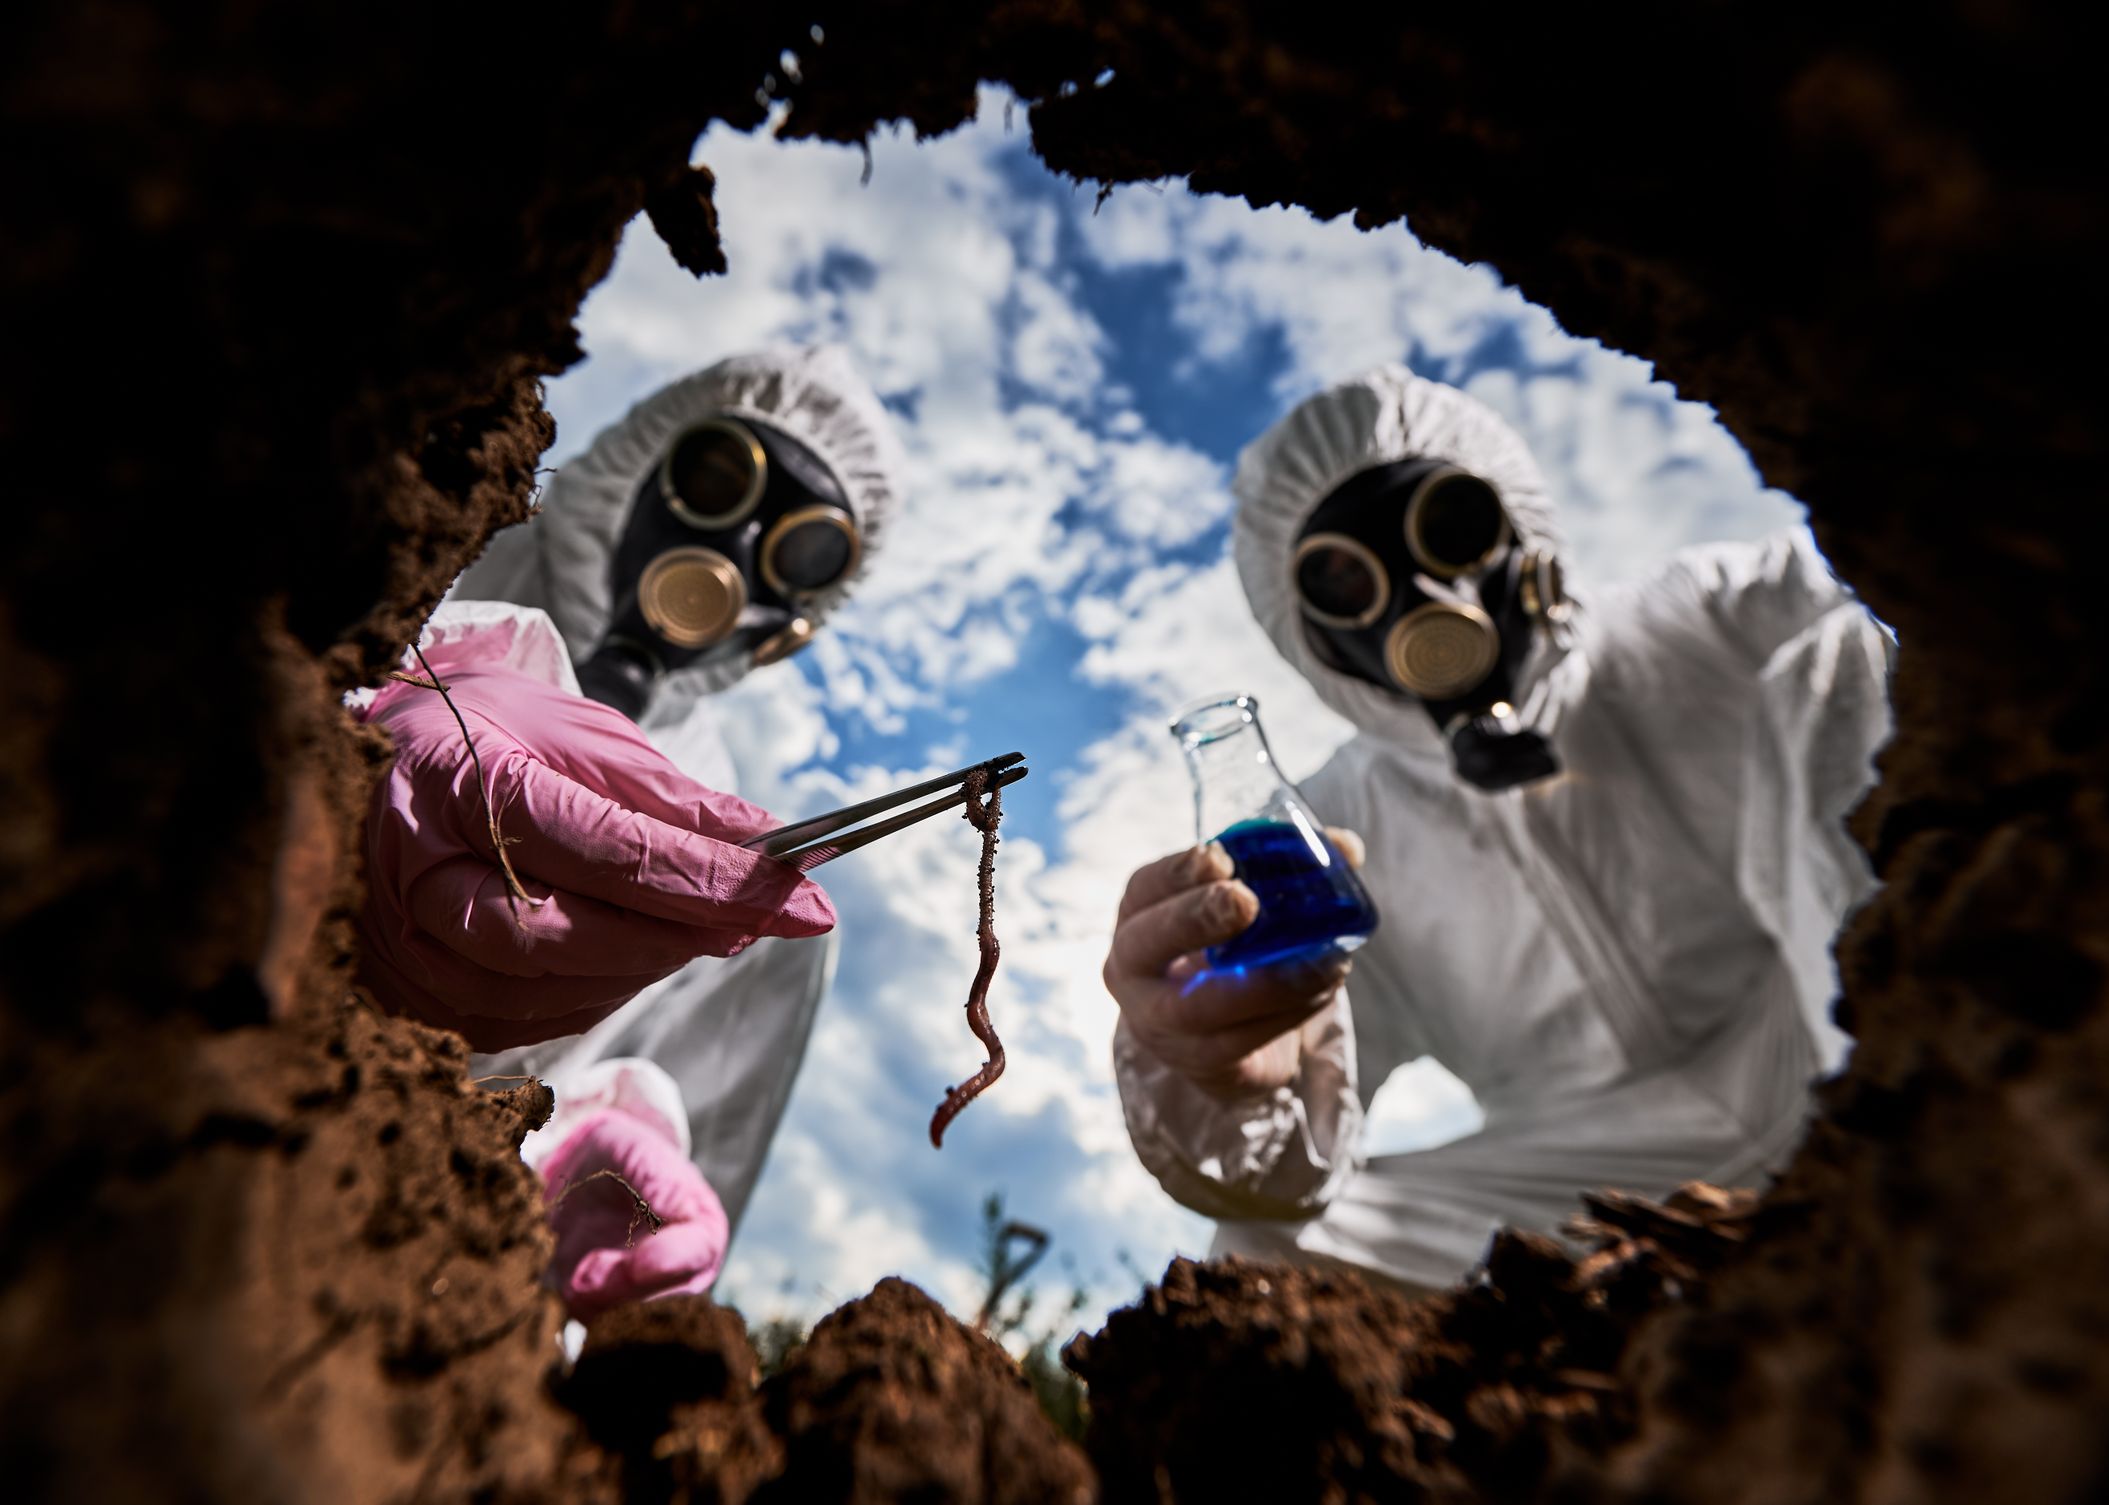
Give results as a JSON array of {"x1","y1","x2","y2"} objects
[
  {"x1": 1103, "y1": 364, "x2": 1893, "y2": 1295},
  {"x1": 362, "y1": 345, "x2": 903, "y2": 1257}
]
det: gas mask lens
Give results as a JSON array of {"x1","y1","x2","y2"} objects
[
  {"x1": 662, "y1": 417, "x2": 767, "y2": 529},
  {"x1": 1293, "y1": 534, "x2": 1389, "y2": 629},
  {"x1": 1405, "y1": 468, "x2": 1509, "y2": 576},
  {"x1": 761, "y1": 507, "x2": 861, "y2": 597}
]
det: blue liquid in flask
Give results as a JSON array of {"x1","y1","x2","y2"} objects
[{"x1": 1207, "y1": 818, "x2": 1379, "y2": 970}]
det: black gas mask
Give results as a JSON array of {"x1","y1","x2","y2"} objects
[
  {"x1": 577, "y1": 415, "x2": 861, "y2": 720},
  {"x1": 1292, "y1": 457, "x2": 1570, "y2": 790}
]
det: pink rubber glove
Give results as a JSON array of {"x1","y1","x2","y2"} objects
[
  {"x1": 541, "y1": 1107, "x2": 729, "y2": 1322},
  {"x1": 354, "y1": 643, "x2": 833, "y2": 1051}
]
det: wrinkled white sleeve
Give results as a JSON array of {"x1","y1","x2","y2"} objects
[
  {"x1": 1669, "y1": 525, "x2": 1855, "y2": 667},
  {"x1": 1112, "y1": 752, "x2": 1402, "y2": 1222},
  {"x1": 1114, "y1": 998, "x2": 1364, "y2": 1222},
  {"x1": 345, "y1": 599, "x2": 580, "y2": 712},
  {"x1": 1737, "y1": 599, "x2": 1893, "y2": 1069}
]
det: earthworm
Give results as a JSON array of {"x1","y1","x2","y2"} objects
[{"x1": 929, "y1": 766, "x2": 1005, "y2": 1147}]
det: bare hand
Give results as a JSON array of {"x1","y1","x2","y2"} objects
[{"x1": 1103, "y1": 829, "x2": 1364, "y2": 1097}]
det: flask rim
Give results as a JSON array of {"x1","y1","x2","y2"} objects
[{"x1": 1169, "y1": 691, "x2": 1260, "y2": 749}]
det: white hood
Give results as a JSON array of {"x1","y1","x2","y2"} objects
[
  {"x1": 1230, "y1": 365, "x2": 1564, "y2": 756},
  {"x1": 529, "y1": 344, "x2": 905, "y2": 708}
]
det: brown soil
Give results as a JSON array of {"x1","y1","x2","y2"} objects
[
  {"x1": 756, "y1": 1278, "x2": 1094, "y2": 1504},
  {"x1": 4, "y1": 4, "x2": 2105, "y2": 1504},
  {"x1": 0, "y1": 995, "x2": 580, "y2": 1501},
  {"x1": 1070, "y1": 1187, "x2": 1766, "y2": 1504},
  {"x1": 560, "y1": 1297, "x2": 780, "y2": 1505},
  {"x1": 556, "y1": 1281, "x2": 1094, "y2": 1505}
]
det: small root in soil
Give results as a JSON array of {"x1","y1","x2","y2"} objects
[{"x1": 547, "y1": 1168, "x2": 665, "y2": 1248}]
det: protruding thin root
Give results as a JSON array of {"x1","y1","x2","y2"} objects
[
  {"x1": 546, "y1": 1168, "x2": 666, "y2": 1248},
  {"x1": 390, "y1": 644, "x2": 542, "y2": 913}
]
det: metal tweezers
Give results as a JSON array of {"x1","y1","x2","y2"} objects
[{"x1": 739, "y1": 752, "x2": 1027, "y2": 871}]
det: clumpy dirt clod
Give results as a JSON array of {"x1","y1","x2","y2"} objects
[
  {"x1": 561, "y1": 1297, "x2": 781, "y2": 1505},
  {"x1": 557, "y1": 1282, "x2": 1094, "y2": 1505},
  {"x1": 1072, "y1": 1257, "x2": 1432, "y2": 1503},
  {"x1": 483, "y1": 1077, "x2": 559, "y2": 1141},
  {"x1": 645, "y1": 165, "x2": 732, "y2": 280},
  {"x1": 756, "y1": 1278, "x2": 1095, "y2": 1505},
  {"x1": 1069, "y1": 1185, "x2": 1765, "y2": 1505}
]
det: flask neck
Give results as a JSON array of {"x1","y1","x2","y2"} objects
[{"x1": 1172, "y1": 697, "x2": 1299, "y2": 846}]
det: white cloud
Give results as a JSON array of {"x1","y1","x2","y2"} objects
[
  {"x1": 1009, "y1": 268, "x2": 1106, "y2": 403},
  {"x1": 1075, "y1": 185, "x2": 1806, "y2": 593},
  {"x1": 1087, "y1": 436, "x2": 1228, "y2": 548}
]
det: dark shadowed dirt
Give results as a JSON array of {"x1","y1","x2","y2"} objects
[
  {"x1": 4, "y1": 3, "x2": 2104, "y2": 1502},
  {"x1": 0, "y1": 996, "x2": 578, "y2": 1501},
  {"x1": 1071, "y1": 1187, "x2": 1768, "y2": 1505},
  {"x1": 556, "y1": 1280, "x2": 1096, "y2": 1505},
  {"x1": 755, "y1": 1278, "x2": 1094, "y2": 1505},
  {"x1": 561, "y1": 1297, "x2": 781, "y2": 1505}
]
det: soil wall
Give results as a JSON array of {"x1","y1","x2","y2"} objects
[{"x1": 4, "y1": 4, "x2": 2102, "y2": 1502}]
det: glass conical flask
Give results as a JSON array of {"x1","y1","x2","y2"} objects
[{"x1": 1170, "y1": 693, "x2": 1379, "y2": 970}]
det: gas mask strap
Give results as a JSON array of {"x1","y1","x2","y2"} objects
[
  {"x1": 753, "y1": 617, "x2": 816, "y2": 666},
  {"x1": 1518, "y1": 547, "x2": 1577, "y2": 648}
]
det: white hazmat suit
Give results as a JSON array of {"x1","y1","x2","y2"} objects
[
  {"x1": 1114, "y1": 365, "x2": 1892, "y2": 1291},
  {"x1": 448, "y1": 345, "x2": 904, "y2": 1239}
]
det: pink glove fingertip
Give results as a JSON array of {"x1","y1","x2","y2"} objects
[
  {"x1": 771, "y1": 870, "x2": 837, "y2": 938},
  {"x1": 564, "y1": 1225, "x2": 725, "y2": 1321},
  {"x1": 565, "y1": 1246, "x2": 634, "y2": 1314}
]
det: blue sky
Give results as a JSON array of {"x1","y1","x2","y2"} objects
[{"x1": 540, "y1": 90, "x2": 1807, "y2": 1334}]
